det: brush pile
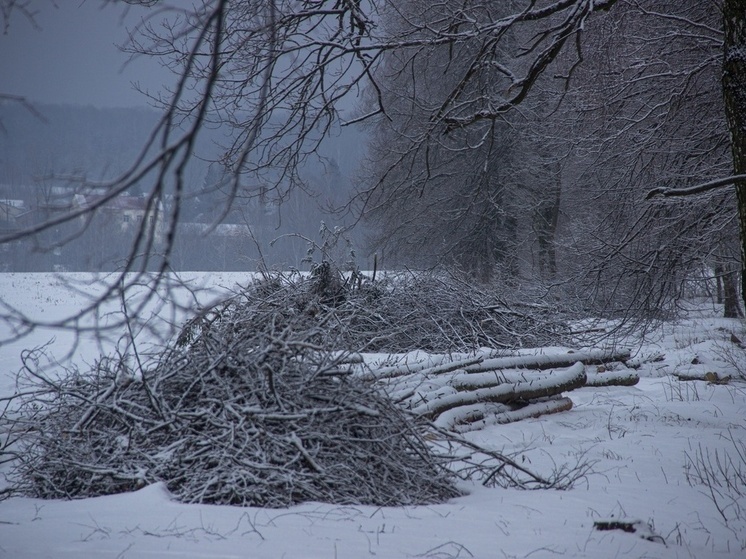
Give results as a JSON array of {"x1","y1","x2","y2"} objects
[
  {"x1": 0, "y1": 266, "x2": 589, "y2": 505},
  {"x1": 1, "y1": 272, "x2": 465, "y2": 506},
  {"x1": 209, "y1": 264, "x2": 570, "y2": 353}
]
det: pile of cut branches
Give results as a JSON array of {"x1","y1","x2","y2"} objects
[
  {"x1": 0, "y1": 267, "x2": 593, "y2": 505},
  {"x1": 192, "y1": 265, "x2": 571, "y2": 353},
  {"x1": 0, "y1": 296, "x2": 460, "y2": 507}
]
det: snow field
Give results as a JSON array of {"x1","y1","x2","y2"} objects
[{"x1": 0, "y1": 273, "x2": 744, "y2": 558}]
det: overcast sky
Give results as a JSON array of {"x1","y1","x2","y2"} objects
[{"x1": 0, "y1": 1, "x2": 168, "y2": 108}]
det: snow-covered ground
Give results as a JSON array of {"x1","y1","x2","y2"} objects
[{"x1": 1, "y1": 273, "x2": 745, "y2": 558}]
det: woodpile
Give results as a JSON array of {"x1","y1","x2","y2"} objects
[{"x1": 361, "y1": 349, "x2": 638, "y2": 432}]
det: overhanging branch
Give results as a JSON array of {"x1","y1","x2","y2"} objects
[{"x1": 646, "y1": 174, "x2": 746, "y2": 199}]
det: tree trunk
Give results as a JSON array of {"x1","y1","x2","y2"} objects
[
  {"x1": 722, "y1": 263, "x2": 743, "y2": 318},
  {"x1": 722, "y1": 0, "x2": 746, "y2": 310},
  {"x1": 714, "y1": 264, "x2": 724, "y2": 304},
  {"x1": 546, "y1": 183, "x2": 561, "y2": 279}
]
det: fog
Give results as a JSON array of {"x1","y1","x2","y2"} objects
[{"x1": 0, "y1": 1, "x2": 168, "y2": 108}]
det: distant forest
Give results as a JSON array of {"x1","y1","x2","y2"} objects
[{"x1": 0, "y1": 103, "x2": 365, "y2": 272}]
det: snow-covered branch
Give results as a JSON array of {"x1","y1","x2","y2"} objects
[{"x1": 646, "y1": 174, "x2": 746, "y2": 199}]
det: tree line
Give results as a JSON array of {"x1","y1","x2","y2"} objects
[{"x1": 1, "y1": 0, "x2": 744, "y2": 324}]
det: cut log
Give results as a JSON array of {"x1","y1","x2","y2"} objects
[
  {"x1": 359, "y1": 355, "x2": 483, "y2": 382},
  {"x1": 673, "y1": 371, "x2": 732, "y2": 384},
  {"x1": 450, "y1": 369, "x2": 551, "y2": 391},
  {"x1": 410, "y1": 362, "x2": 585, "y2": 419},
  {"x1": 625, "y1": 352, "x2": 665, "y2": 369},
  {"x1": 462, "y1": 349, "x2": 630, "y2": 374},
  {"x1": 445, "y1": 364, "x2": 638, "y2": 392},
  {"x1": 435, "y1": 397, "x2": 574, "y2": 432},
  {"x1": 451, "y1": 361, "x2": 610, "y2": 391},
  {"x1": 433, "y1": 402, "x2": 511, "y2": 430},
  {"x1": 584, "y1": 370, "x2": 639, "y2": 387}
]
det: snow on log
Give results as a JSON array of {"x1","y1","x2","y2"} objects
[
  {"x1": 436, "y1": 397, "x2": 575, "y2": 432},
  {"x1": 584, "y1": 369, "x2": 639, "y2": 387},
  {"x1": 451, "y1": 366, "x2": 639, "y2": 391},
  {"x1": 450, "y1": 369, "x2": 547, "y2": 390},
  {"x1": 432, "y1": 402, "x2": 510, "y2": 430},
  {"x1": 672, "y1": 371, "x2": 732, "y2": 383},
  {"x1": 409, "y1": 362, "x2": 586, "y2": 419},
  {"x1": 358, "y1": 355, "x2": 483, "y2": 382},
  {"x1": 462, "y1": 349, "x2": 630, "y2": 374}
]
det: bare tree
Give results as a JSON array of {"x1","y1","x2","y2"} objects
[
  {"x1": 559, "y1": 0, "x2": 741, "y2": 318},
  {"x1": 360, "y1": 0, "x2": 742, "y2": 320},
  {"x1": 10, "y1": 0, "x2": 745, "y2": 329},
  {"x1": 723, "y1": 0, "x2": 746, "y2": 305},
  {"x1": 0, "y1": 0, "x2": 626, "y2": 343}
]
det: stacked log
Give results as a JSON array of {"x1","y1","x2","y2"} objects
[{"x1": 363, "y1": 349, "x2": 638, "y2": 432}]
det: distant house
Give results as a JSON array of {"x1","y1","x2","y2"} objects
[
  {"x1": 0, "y1": 199, "x2": 27, "y2": 233},
  {"x1": 180, "y1": 222, "x2": 252, "y2": 238},
  {"x1": 34, "y1": 185, "x2": 84, "y2": 214},
  {"x1": 73, "y1": 194, "x2": 166, "y2": 240}
]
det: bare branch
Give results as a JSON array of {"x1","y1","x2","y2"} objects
[{"x1": 646, "y1": 174, "x2": 746, "y2": 199}]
